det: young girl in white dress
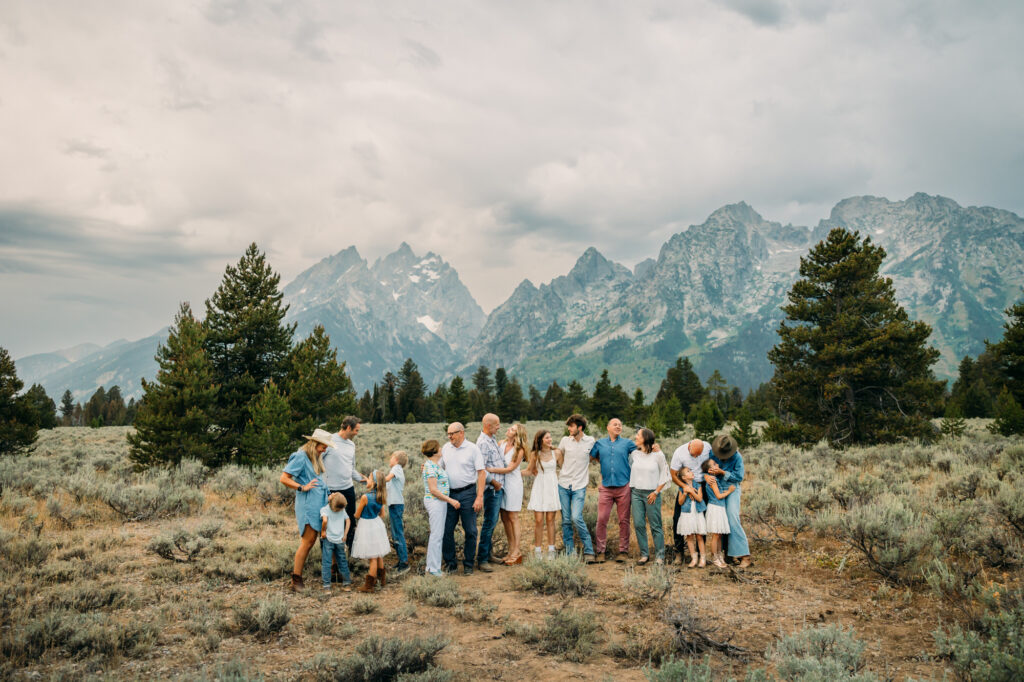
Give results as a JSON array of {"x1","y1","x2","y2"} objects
[
  {"x1": 526, "y1": 429, "x2": 562, "y2": 560},
  {"x1": 351, "y1": 469, "x2": 392, "y2": 591},
  {"x1": 487, "y1": 422, "x2": 527, "y2": 565}
]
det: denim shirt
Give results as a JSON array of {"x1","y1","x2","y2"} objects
[
  {"x1": 710, "y1": 451, "x2": 744, "y2": 487},
  {"x1": 679, "y1": 487, "x2": 707, "y2": 513},
  {"x1": 704, "y1": 475, "x2": 728, "y2": 507},
  {"x1": 591, "y1": 436, "x2": 637, "y2": 488}
]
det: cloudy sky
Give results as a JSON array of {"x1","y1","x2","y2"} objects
[{"x1": 2, "y1": 0, "x2": 1022, "y2": 359}]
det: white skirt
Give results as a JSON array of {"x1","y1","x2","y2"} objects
[
  {"x1": 704, "y1": 505, "x2": 730, "y2": 535},
  {"x1": 676, "y1": 506, "x2": 707, "y2": 536},
  {"x1": 501, "y1": 471, "x2": 524, "y2": 512},
  {"x1": 350, "y1": 516, "x2": 391, "y2": 558},
  {"x1": 527, "y1": 472, "x2": 560, "y2": 512}
]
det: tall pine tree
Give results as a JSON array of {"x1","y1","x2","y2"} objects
[
  {"x1": 0, "y1": 347, "x2": 37, "y2": 455},
  {"x1": 992, "y1": 296, "x2": 1024, "y2": 405},
  {"x1": 766, "y1": 228, "x2": 943, "y2": 446},
  {"x1": 204, "y1": 243, "x2": 295, "y2": 458},
  {"x1": 396, "y1": 358, "x2": 427, "y2": 422},
  {"x1": 283, "y1": 325, "x2": 356, "y2": 438},
  {"x1": 60, "y1": 389, "x2": 75, "y2": 426},
  {"x1": 128, "y1": 303, "x2": 219, "y2": 467},
  {"x1": 445, "y1": 375, "x2": 472, "y2": 424},
  {"x1": 239, "y1": 380, "x2": 293, "y2": 466},
  {"x1": 655, "y1": 357, "x2": 705, "y2": 416}
]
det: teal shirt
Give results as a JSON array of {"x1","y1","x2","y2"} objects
[{"x1": 591, "y1": 436, "x2": 637, "y2": 488}]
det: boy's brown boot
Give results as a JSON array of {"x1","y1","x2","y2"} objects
[
  {"x1": 357, "y1": 574, "x2": 376, "y2": 593},
  {"x1": 379, "y1": 566, "x2": 387, "y2": 588}
]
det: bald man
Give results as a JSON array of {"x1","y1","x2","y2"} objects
[
  {"x1": 475, "y1": 413, "x2": 504, "y2": 571},
  {"x1": 669, "y1": 439, "x2": 710, "y2": 564},
  {"x1": 441, "y1": 422, "x2": 486, "y2": 575}
]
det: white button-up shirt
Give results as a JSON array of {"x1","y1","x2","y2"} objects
[
  {"x1": 670, "y1": 440, "x2": 711, "y2": 484},
  {"x1": 441, "y1": 440, "x2": 485, "y2": 489},
  {"x1": 324, "y1": 435, "x2": 363, "y2": 490},
  {"x1": 557, "y1": 434, "x2": 595, "y2": 491}
]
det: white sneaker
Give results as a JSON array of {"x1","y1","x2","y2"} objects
[
  {"x1": 534, "y1": 547, "x2": 543, "y2": 559},
  {"x1": 547, "y1": 549, "x2": 556, "y2": 561}
]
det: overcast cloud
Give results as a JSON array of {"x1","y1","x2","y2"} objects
[{"x1": 1, "y1": 0, "x2": 1022, "y2": 358}]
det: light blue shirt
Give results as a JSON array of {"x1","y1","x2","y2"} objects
[
  {"x1": 386, "y1": 464, "x2": 405, "y2": 505},
  {"x1": 590, "y1": 436, "x2": 637, "y2": 488},
  {"x1": 319, "y1": 505, "x2": 349, "y2": 544}
]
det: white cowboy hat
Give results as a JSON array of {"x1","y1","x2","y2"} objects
[{"x1": 303, "y1": 428, "x2": 335, "y2": 448}]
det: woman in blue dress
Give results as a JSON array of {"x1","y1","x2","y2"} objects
[{"x1": 280, "y1": 428, "x2": 333, "y2": 591}]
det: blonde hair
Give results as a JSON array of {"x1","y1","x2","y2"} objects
[
  {"x1": 370, "y1": 469, "x2": 387, "y2": 508},
  {"x1": 302, "y1": 439, "x2": 326, "y2": 475},
  {"x1": 392, "y1": 450, "x2": 409, "y2": 467},
  {"x1": 328, "y1": 492, "x2": 347, "y2": 511},
  {"x1": 509, "y1": 423, "x2": 529, "y2": 460}
]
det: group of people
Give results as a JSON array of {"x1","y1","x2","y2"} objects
[{"x1": 280, "y1": 413, "x2": 751, "y2": 593}]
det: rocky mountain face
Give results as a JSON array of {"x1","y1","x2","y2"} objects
[
  {"x1": 283, "y1": 242, "x2": 486, "y2": 388},
  {"x1": 18, "y1": 194, "x2": 1024, "y2": 401},
  {"x1": 461, "y1": 194, "x2": 1024, "y2": 393}
]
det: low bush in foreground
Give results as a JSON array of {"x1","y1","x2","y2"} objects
[
  {"x1": 229, "y1": 596, "x2": 290, "y2": 638},
  {"x1": 1, "y1": 610, "x2": 157, "y2": 664},
  {"x1": 510, "y1": 553, "x2": 593, "y2": 597},
  {"x1": 304, "y1": 635, "x2": 448, "y2": 682},
  {"x1": 771, "y1": 624, "x2": 876, "y2": 681},
  {"x1": 403, "y1": 576, "x2": 463, "y2": 607},
  {"x1": 934, "y1": 588, "x2": 1024, "y2": 682},
  {"x1": 504, "y1": 608, "x2": 602, "y2": 663}
]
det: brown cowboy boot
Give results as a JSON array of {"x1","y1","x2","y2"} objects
[
  {"x1": 357, "y1": 574, "x2": 376, "y2": 593},
  {"x1": 379, "y1": 566, "x2": 387, "y2": 588},
  {"x1": 289, "y1": 573, "x2": 304, "y2": 592}
]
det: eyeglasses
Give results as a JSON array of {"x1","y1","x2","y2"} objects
[{"x1": 446, "y1": 430, "x2": 464, "y2": 438}]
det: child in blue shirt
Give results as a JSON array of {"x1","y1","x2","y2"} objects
[
  {"x1": 702, "y1": 459, "x2": 734, "y2": 568},
  {"x1": 320, "y1": 493, "x2": 352, "y2": 591},
  {"x1": 384, "y1": 450, "x2": 409, "y2": 574}
]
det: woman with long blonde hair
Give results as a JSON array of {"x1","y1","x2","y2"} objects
[
  {"x1": 486, "y1": 422, "x2": 528, "y2": 564},
  {"x1": 280, "y1": 429, "x2": 333, "y2": 591}
]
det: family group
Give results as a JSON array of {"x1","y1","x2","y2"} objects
[{"x1": 279, "y1": 414, "x2": 750, "y2": 593}]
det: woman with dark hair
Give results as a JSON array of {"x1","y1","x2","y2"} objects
[
  {"x1": 421, "y1": 439, "x2": 460, "y2": 576},
  {"x1": 280, "y1": 428, "x2": 334, "y2": 591},
  {"x1": 628, "y1": 427, "x2": 670, "y2": 565},
  {"x1": 526, "y1": 429, "x2": 562, "y2": 560}
]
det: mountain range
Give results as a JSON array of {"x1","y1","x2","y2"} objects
[{"x1": 16, "y1": 193, "x2": 1024, "y2": 402}]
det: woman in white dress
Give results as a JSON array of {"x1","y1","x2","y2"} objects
[
  {"x1": 526, "y1": 429, "x2": 562, "y2": 560},
  {"x1": 486, "y1": 423, "x2": 527, "y2": 565}
]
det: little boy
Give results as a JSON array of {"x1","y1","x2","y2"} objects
[
  {"x1": 384, "y1": 450, "x2": 409, "y2": 574},
  {"x1": 320, "y1": 493, "x2": 352, "y2": 592}
]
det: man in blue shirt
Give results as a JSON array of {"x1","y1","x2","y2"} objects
[{"x1": 590, "y1": 417, "x2": 637, "y2": 562}]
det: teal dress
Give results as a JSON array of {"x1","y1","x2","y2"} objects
[{"x1": 283, "y1": 450, "x2": 327, "y2": 535}]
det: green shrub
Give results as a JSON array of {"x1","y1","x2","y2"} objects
[
  {"x1": 351, "y1": 597, "x2": 379, "y2": 615},
  {"x1": 38, "y1": 581, "x2": 137, "y2": 613},
  {"x1": 209, "y1": 464, "x2": 259, "y2": 496},
  {"x1": 0, "y1": 532, "x2": 52, "y2": 569},
  {"x1": 834, "y1": 495, "x2": 935, "y2": 583},
  {"x1": 100, "y1": 481, "x2": 203, "y2": 521},
  {"x1": 511, "y1": 553, "x2": 593, "y2": 597},
  {"x1": 304, "y1": 635, "x2": 448, "y2": 682},
  {"x1": 645, "y1": 656, "x2": 769, "y2": 682},
  {"x1": 256, "y1": 466, "x2": 292, "y2": 506},
  {"x1": 772, "y1": 623, "x2": 877, "y2": 681},
  {"x1": 403, "y1": 576, "x2": 463, "y2": 607},
  {"x1": 1, "y1": 610, "x2": 157, "y2": 663},
  {"x1": 230, "y1": 595, "x2": 290, "y2": 638},
  {"x1": 827, "y1": 471, "x2": 886, "y2": 511},
  {"x1": 505, "y1": 608, "x2": 602, "y2": 663},
  {"x1": 174, "y1": 458, "x2": 210, "y2": 487},
  {"x1": 149, "y1": 528, "x2": 211, "y2": 562},
  {"x1": 305, "y1": 612, "x2": 334, "y2": 636},
  {"x1": 606, "y1": 622, "x2": 677, "y2": 666},
  {"x1": 201, "y1": 538, "x2": 292, "y2": 582},
  {"x1": 620, "y1": 565, "x2": 673, "y2": 606},
  {"x1": 996, "y1": 481, "x2": 1024, "y2": 539},
  {"x1": 934, "y1": 588, "x2": 1024, "y2": 682}
]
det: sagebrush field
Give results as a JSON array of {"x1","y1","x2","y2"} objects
[{"x1": 1, "y1": 421, "x2": 1021, "y2": 680}]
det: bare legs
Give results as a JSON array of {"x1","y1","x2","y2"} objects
[
  {"x1": 293, "y1": 525, "x2": 318, "y2": 576},
  {"x1": 500, "y1": 509, "x2": 521, "y2": 560}
]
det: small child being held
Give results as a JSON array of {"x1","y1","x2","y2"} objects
[
  {"x1": 384, "y1": 450, "x2": 410, "y2": 574},
  {"x1": 320, "y1": 493, "x2": 352, "y2": 592}
]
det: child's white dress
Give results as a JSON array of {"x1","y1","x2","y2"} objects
[
  {"x1": 350, "y1": 491, "x2": 392, "y2": 559},
  {"x1": 676, "y1": 500, "x2": 707, "y2": 536},
  {"x1": 527, "y1": 456, "x2": 560, "y2": 512}
]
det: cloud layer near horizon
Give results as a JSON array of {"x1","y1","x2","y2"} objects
[{"x1": 2, "y1": 0, "x2": 1022, "y2": 358}]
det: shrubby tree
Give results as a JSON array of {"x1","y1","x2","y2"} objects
[
  {"x1": 445, "y1": 376, "x2": 472, "y2": 424},
  {"x1": 655, "y1": 396, "x2": 685, "y2": 436},
  {"x1": 0, "y1": 346, "x2": 38, "y2": 455},
  {"x1": 128, "y1": 303, "x2": 219, "y2": 467},
  {"x1": 24, "y1": 384, "x2": 58, "y2": 429},
  {"x1": 731, "y1": 406, "x2": 760, "y2": 450},
  {"x1": 766, "y1": 228, "x2": 943, "y2": 447},
  {"x1": 282, "y1": 325, "x2": 355, "y2": 438},
  {"x1": 239, "y1": 381, "x2": 293, "y2": 466},
  {"x1": 940, "y1": 402, "x2": 967, "y2": 439},
  {"x1": 396, "y1": 358, "x2": 427, "y2": 422},
  {"x1": 204, "y1": 243, "x2": 295, "y2": 457},
  {"x1": 655, "y1": 357, "x2": 705, "y2": 416},
  {"x1": 60, "y1": 389, "x2": 75, "y2": 425},
  {"x1": 992, "y1": 296, "x2": 1024, "y2": 404},
  {"x1": 989, "y1": 387, "x2": 1024, "y2": 437}
]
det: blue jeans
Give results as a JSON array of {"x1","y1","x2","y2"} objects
[
  {"x1": 321, "y1": 538, "x2": 351, "y2": 587},
  {"x1": 558, "y1": 485, "x2": 594, "y2": 556},
  {"x1": 723, "y1": 485, "x2": 749, "y2": 557},
  {"x1": 389, "y1": 503, "x2": 408, "y2": 565},
  {"x1": 476, "y1": 486, "x2": 502, "y2": 564},
  {"x1": 443, "y1": 485, "x2": 479, "y2": 570}
]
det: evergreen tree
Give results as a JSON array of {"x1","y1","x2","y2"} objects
[
  {"x1": 84, "y1": 387, "x2": 107, "y2": 427},
  {"x1": 445, "y1": 376, "x2": 472, "y2": 424},
  {"x1": 766, "y1": 228, "x2": 943, "y2": 446},
  {"x1": 0, "y1": 347, "x2": 37, "y2": 455},
  {"x1": 60, "y1": 389, "x2": 75, "y2": 426},
  {"x1": 425, "y1": 384, "x2": 447, "y2": 422},
  {"x1": 239, "y1": 380, "x2": 293, "y2": 466},
  {"x1": 104, "y1": 386, "x2": 127, "y2": 426},
  {"x1": 706, "y1": 369, "x2": 729, "y2": 415},
  {"x1": 542, "y1": 381, "x2": 567, "y2": 419},
  {"x1": 204, "y1": 243, "x2": 295, "y2": 456},
  {"x1": 527, "y1": 385, "x2": 544, "y2": 420},
  {"x1": 24, "y1": 384, "x2": 58, "y2": 429},
  {"x1": 940, "y1": 402, "x2": 967, "y2": 439},
  {"x1": 498, "y1": 376, "x2": 528, "y2": 420},
  {"x1": 128, "y1": 303, "x2": 219, "y2": 467},
  {"x1": 691, "y1": 398, "x2": 721, "y2": 441},
  {"x1": 731, "y1": 406, "x2": 760, "y2": 450},
  {"x1": 470, "y1": 365, "x2": 495, "y2": 418},
  {"x1": 989, "y1": 387, "x2": 1024, "y2": 437},
  {"x1": 494, "y1": 368, "x2": 509, "y2": 402},
  {"x1": 71, "y1": 403, "x2": 82, "y2": 428},
  {"x1": 357, "y1": 390, "x2": 374, "y2": 423},
  {"x1": 396, "y1": 358, "x2": 427, "y2": 422},
  {"x1": 656, "y1": 396, "x2": 685, "y2": 436},
  {"x1": 283, "y1": 325, "x2": 356, "y2": 438},
  {"x1": 655, "y1": 356, "x2": 705, "y2": 416},
  {"x1": 564, "y1": 380, "x2": 591, "y2": 415},
  {"x1": 125, "y1": 397, "x2": 140, "y2": 425},
  {"x1": 627, "y1": 388, "x2": 647, "y2": 426},
  {"x1": 992, "y1": 297, "x2": 1024, "y2": 405},
  {"x1": 378, "y1": 372, "x2": 398, "y2": 423},
  {"x1": 948, "y1": 354, "x2": 998, "y2": 418},
  {"x1": 590, "y1": 370, "x2": 618, "y2": 421}
]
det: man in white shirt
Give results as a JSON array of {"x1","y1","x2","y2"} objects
[
  {"x1": 669, "y1": 439, "x2": 710, "y2": 564},
  {"x1": 441, "y1": 421, "x2": 486, "y2": 575},
  {"x1": 325, "y1": 416, "x2": 368, "y2": 553},
  {"x1": 557, "y1": 414, "x2": 597, "y2": 563}
]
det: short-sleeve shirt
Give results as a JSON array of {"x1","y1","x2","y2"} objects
[
  {"x1": 423, "y1": 459, "x2": 449, "y2": 501},
  {"x1": 319, "y1": 505, "x2": 350, "y2": 544},
  {"x1": 386, "y1": 464, "x2": 406, "y2": 505},
  {"x1": 283, "y1": 450, "x2": 327, "y2": 535},
  {"x1": 590, "y1": 436, "x2": 637, "y2": 488},
  {"x1": 441, "y1": 440, "x2": 485, "y2": 489},
  {"x1": 670, "y1": 440, "x2": 711, "y2": 484},
  {"x1": 557, "y1": 434, "x2": 595, "y2": 491}
]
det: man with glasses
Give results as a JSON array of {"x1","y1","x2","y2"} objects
[{"x1": 441, "y1": 422, "x2": 486, "y2": 575}]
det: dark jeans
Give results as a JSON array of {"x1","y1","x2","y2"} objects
[
  {"x1": 443, "y1": 485, "x2": 479, "y2": 570},
  {"x1": 672, "y1": 493, "x2": 686, "y2": 557},
  {"x1": 321, "y1": 539, "x2": 351, "y2": 587},
  {"x1": 389, "y1": 503, "x2": 408, "y2": 565},
  {"x1": 476, "y1": 486, "x2": 502, "y2": 564},
  {"x1": 330, "y1": 487, "x2": 358, "y2": 551}
]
